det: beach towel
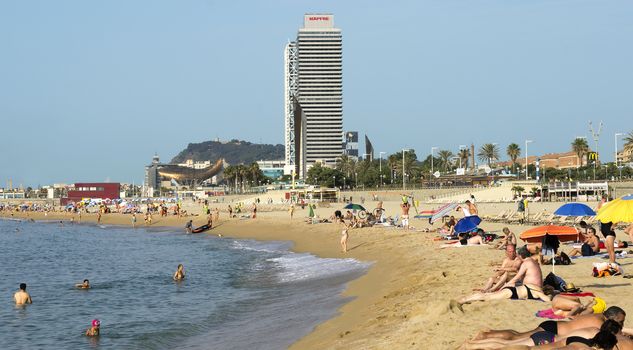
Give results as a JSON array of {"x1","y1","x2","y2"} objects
[
  {"x1": 536, "y1": 309, "x2": 566, "y2": 320},
  {"x1": 560, "y1": 292, "x2": 595, "y2": 297}
]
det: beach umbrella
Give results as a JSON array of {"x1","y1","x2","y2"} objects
[
  {"x1": 343, "y1": 203, "x2": 366, "y2": 211},
  {"x1": 430, "y1": 203, "x2": 458, "y2": 223},
  {"x1": 554, "y1": 203, "x2": 596, "y2": 217},
  {"x1": 454, "y1": 215, "x2": 482, "y2": 234},
  {"x1": 596, "y1": 194, "x2": 633, "y2": 223},
  {"x1": 520, "y1": 225, "x2": 579, "y2": 243}
]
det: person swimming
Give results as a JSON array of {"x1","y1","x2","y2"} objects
[
  {"x1": 85, "y1": 319, "x2": 100, "y2": 337},
  {"x1": 173, "y1": 264, "x2": 185, "y2": 281},
  {"x1": 75, "y1": 279, "x2": 90, "y2": 289}
]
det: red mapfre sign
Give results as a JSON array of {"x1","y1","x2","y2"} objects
[{"x1": 309, "y1": 16, "x2": 330, "y2": 21}]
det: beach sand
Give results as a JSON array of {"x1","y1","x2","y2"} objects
[{"x1": 4, "y1": 199, "x2": 633, "y2": 349}]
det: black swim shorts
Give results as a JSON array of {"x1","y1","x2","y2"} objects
[
  {"x1": 538, "y1": 320, "x2": 558, "y2": 335},
  {"x1": 601, "y1": 222, "x2": 616, "y2": 238}
]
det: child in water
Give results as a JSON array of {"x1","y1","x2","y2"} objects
[{"x1": 85, "y1": 319, "x2": 100, "y2": 336}]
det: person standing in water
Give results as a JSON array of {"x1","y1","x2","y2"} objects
[
  {"x1": 14, "y1": 283, "x2": 32, "y2": 305},
  {"x1": 85, "y1": 319, "x2": 100, "y2": 336},
  {"x1": 173, "y1": 264, "x2": 185, "y2": 281}
]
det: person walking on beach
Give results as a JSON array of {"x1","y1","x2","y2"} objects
[
  {"x1": 289, "y1": 204, "x2": 295, "y2": 220},
  {"x1": 14, "y1": 283, "x2": 32, "y2": 305},
  {"x1": 97, "y1": 212, "x2": 102, "y2": 224},
  {"x1": 85, "y1": 319, "x2": 100, "y2": 337},
  {"x1": 341, "y1": 221, "x2": 350, "y2": 253},
  {"x1": 173, "y1": 264, "x2": 185, "y2": 281},
  {"x1": 252, "y1": 203, "x2": 257, "y2": 219},
  {"x1": 228, "y1": 205, "x2": 233, "y2": 218},
  {"x1": 132, "y1": 213, "x2": 137, "y2": 228}
]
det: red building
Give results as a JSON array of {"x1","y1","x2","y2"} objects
[{"x1": 62, "y1": 183, "x2": 121, "y2": 204}]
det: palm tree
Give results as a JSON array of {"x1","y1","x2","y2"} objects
[
  {"x1": 478, "y1": 143, "x2": 500, "y2": 167},
  {"x1": 571, "y1": 138, "x2": 590, "y2": 167},
  {"x1": 437, "y1": 150, "x2": 454, "y2": 172},
  {"x1": 506, "y1": 143, "x2": 521, "y2": 173},
  {"x1": 458, "y1": 148, "x2": 470, "y2": 170},
  {"x1": 623, "y1": 131, "x2": 633, "y2": 162}
]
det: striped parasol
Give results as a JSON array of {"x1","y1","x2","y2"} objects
[{"x1": 430, "y1": 203, "x2": 458, "y2": 223}]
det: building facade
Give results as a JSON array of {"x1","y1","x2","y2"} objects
[
  {"x1": 343, "y1": 131, "x2": 358, "y2": 159},
  {"x1": 285, "y1": 14, "x2": 343, "y2": 176}
]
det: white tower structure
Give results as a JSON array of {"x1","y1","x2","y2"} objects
[{"x1": 284, "y1": 14, "x2": 343, "y2": 176}]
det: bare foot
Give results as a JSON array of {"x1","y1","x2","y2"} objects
[
  {"x1": 471, "y1": 329, "x2": 491, "y2": 341},
  {"x1": 449, "y1": 299, "x2": 464, "y2": 313}
]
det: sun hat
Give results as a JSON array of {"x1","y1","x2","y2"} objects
[{"x1": 592, "y1": 297, "x2": 607, "y2": 314}]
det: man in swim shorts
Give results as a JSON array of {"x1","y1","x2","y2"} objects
[{"x1": 451, "y1": 252, "x2": 547, "y2": 310}]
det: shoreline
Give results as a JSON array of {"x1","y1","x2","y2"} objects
[{"x1": 4, "y1": 200, "x2": 633, "y2": 349}]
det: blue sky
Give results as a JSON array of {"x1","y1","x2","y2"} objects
[{"x1": 1, "y1": 0, "x2": 632, "y2": 186}]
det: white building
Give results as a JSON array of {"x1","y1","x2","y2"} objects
[
  {"x1": 285, "y1": 14, "x2": 343, "y2": 176},
  {"x1": 177, "y1": 159, "x2": 212, "y2": 169}
]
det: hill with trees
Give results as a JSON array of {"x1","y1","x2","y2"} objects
[{"x1": 170, "y1": 139, "x2": 284, "y2": 165}]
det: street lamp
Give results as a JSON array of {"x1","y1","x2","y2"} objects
[
  {"x1": 402, "y1": 149, "x2": 411, "y2": 190},
  {"x1": 333, "y1": 175, "x2": 336, "y2": 189},
  {"x1": 458, "y1": 145, "x2": 466, "y2": 169},
  {"x1": 379, "y1": 151, "x2": 386, "y2": 186},
  {"x1": 525, "y1": 140, "x2": 533, "y2": 180},
  {"x1": 431, "y1": 146, "x2": 438, "y2": 175}
]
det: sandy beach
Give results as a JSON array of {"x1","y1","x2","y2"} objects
[{"x1": 3, "y1": 197, "x2": 633, "y2": 349}]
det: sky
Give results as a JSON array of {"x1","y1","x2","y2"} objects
[{"x1": 1, "y1": 0, "x2": 632, "y2": 187}]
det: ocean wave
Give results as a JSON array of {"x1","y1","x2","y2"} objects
[{"x1": 267, "y1": 254, "x2": 370, "y2": 283}]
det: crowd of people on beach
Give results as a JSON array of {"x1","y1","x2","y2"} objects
[{"x1": 434, "y1": 197, "x2": 633, "y2": 349}]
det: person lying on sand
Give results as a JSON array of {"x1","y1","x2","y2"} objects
[
  {"x1": 451, "y1": 252, "x2": 547, "y2": 311},
  {"x1": 550, "y1": 294, "x2": 606, "y2": 318},
  {"x1": 476, "y1": 244, "x2": 522, "y2": 293},
  {"x1": 460, "y1": 318, "x2": 622, "y2": 349},
  {"x1": 466, "y1": 306, "x2": 626, "y2": 346}
]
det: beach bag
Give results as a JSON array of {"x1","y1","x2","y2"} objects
[
  {"x1": 554, "y1": 252, "x2": 572, "y2": 266},
  {"x1": 543, "y1": 272, "x2": 567, "y2": 292}
]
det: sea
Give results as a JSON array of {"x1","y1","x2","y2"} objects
[{"x1": 0, "y1": 219, "x2": 369, "y2": 349}]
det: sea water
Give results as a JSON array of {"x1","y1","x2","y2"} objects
[{"x1": 0, "y1": 219, "x2": 369, "y2": 349}]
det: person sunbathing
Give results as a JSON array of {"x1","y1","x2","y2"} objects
[
  {"x1": 461, "y1": 318, "x2": 622, "y2": 349},
  {"x1": 459, "y1": 230, "x2": 485, "y2": 246},
  {"x1": 551, "y1": 294, "x2": 605, "y2": 318},
  {"x1": 476, "y1": 244, "x2": 522, "y2": 293},
  {"x1": 467, "y1": 306, "x2": 626, "y2": 345},
  {"x1": 451, "y1": 252, "x2": 547, "y2": 311},
  {"x1": 568, "y1": 227, "x2": 600, "y2": 257}
]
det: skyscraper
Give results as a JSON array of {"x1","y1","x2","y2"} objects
[{"x1": 284, "y1": 14, "x2": 343, "y2": 176}]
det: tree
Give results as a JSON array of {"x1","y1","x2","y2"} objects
[
  {"x1": 478, "y1": 143, "x2": 500, "y2": 167},
  {"x1": 306, "y1": 163, "x2": 344, "y2": 188},
  {"x1": 506, "y1": 143, "x2": 521, "y2": 173},
  {"x1": 511, "y1": 185, "x2": 525, "y2": 197},
  {"x1": 571, "y1": 138, "x2": 589, "y2": 167},
  {"x1": 623, "y1": 131, "x2": 633, "y2": 162},
  {"x1": 458, "y1": 148, "x2": 470, "y2": 170},
  {"x1": 437, "y1": 150, "x2": 454, "y2": 172}
]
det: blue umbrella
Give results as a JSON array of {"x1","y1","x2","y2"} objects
[
  {"x1": 554, "y1": 203, "x2": 596, "y2": 217},
  {"x1": 454, "y1": 215, "x2": 482, "y2": 233}
]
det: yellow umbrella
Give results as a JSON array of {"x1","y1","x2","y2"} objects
[{"x1": 596, "y1": 194, "x2": 633, "y2": 223}]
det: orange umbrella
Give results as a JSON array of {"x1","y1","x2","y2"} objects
[{"x1": 520, "y1": 225, "x2": 581, "y2": 243}]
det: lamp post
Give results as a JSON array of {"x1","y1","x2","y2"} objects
[
  {"x1": 525, "y1": 140, "x2": 533, "y2": 180},
  {"x1": 458, "y1": 145, "x2": 466, "y2": 169},
  {"x1": 402, "y1": 149, "x2": 411, "y2": 190},
  {"x1": 333, "y1": 175, "x2": 336, "y2": 189},
  {"x1": 379, "y1": 151, "x2": 386, "y2": 187},
  {"x1": 430, "y1": 147, "x2": 438, "y2": 187},
  {"x1": 589, "y1": 120, "x2": 603, "y2": 181},
  {"x1": 355, "y1": 172, "x2": 358, "y2": 188}
]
